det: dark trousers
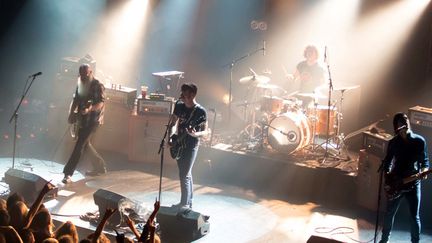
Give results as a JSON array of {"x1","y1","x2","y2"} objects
[
  {"x1": 177, "y1": 145, "x2": 198, "y2": 207},
  {"x1": 381, "y1": 183, "x2": 421, "y2": 243},
  {"x1": 63, "y1": 124, "x2": 106, "y2": 176}
]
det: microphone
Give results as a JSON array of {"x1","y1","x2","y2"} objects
[
  {"x1": 396, "y1": 125, "x2": 407, "y2": 132},
  {"x1": 263, "y1": 41, "x2": 266, "y2": 56},
  {"x1": 29, "y1": 71, "x2": 42, "y2": 78},
  {"x1": 324, "y1": 46, "x2": 327, "y2": 63}
]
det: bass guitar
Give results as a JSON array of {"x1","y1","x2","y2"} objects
[
  {"x1": 169, "y1": 114, "x2": 206, "y2": 160},
  {"x1": 384, "y1": 169, "x2": 431, "y2": 200}
]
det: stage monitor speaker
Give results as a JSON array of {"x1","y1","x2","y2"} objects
[
  {"x1": 356, "y1": 149, "x2": 386, "y2": 212},
  {"x1": 157, "y1": 206, "x2": 210, "y2": 242},
  {"x1": 93, "y1": 189, "x2": 126, "y2": 226},
  {"x1": 4, "y1": 168, "x2": 58, "y2": 203},
  {"x1": 307, "y1": 235, "x2": 344, "y2": 243}
]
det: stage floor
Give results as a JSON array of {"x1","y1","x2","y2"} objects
[{"x1": 1, "y1": 157, "x2": 432, "y2": 243}]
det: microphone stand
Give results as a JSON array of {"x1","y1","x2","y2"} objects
[
  {"x1": 374, "y1": 160, "x2": 386, "y2": 243},
  {"x1": 8, "y1": 74, "x2": 39, "y2": 169},
  {"x1": 321, "y1": 48, "x2": 335, "y2": 164},
  {"x1": 157, "y1": 101, "x2": 178, "y2": 202},
  {"x1": 223, "y1": 43, "x2": 265, "y2": 126}
]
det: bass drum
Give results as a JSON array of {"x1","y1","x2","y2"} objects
[{"x1": 267, "y1": 111, "x2": 311, "y2": 154}]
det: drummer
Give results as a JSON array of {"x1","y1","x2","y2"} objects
[{"x1": 287, "y1": 45, "x2": 326, "y2": 107}]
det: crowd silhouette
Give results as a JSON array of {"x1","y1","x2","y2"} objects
[{"x1": 0, "y1": 182, "x2": 161, "y2": 243}]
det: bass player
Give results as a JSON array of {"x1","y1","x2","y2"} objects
[{"x1": 379, "y1": 112, "x2": 429, "y2": 243}]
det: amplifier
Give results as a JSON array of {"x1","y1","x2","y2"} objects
[
  {"x1": 105, "y1": 86, "x2": 137, "y2": 108},
  {"x1": 408, "y1": 106, "x2": 432, "y2": 129},
  {"x1": 357, "y1": 149, "x2": 386, "y2": 212},
  {"x1": 408, "y1": 105, "x2": 432, "y2": 155},
  {"x1": 149, "y1": 93, "x2": 166, "y2": 100},
  {"x1": 362, "y1": 131, "x2": 392, "y2": 158},
  {"x1": 137, "y1": 98, "x2": 173, "y2": 115}
]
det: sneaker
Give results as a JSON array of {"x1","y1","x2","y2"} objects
[
  {"x1": 85, "y1": 170, "x2": 106, "y2": 176},
  {"x1": 172, "y1": 202, "x2": 192, "y2": 209},
  {"x1": 62, "y1": 175, "x2": 72, "y2": 184},
  {"x1": 85, "y1": 171, "x2": 100, "y2": 176}
]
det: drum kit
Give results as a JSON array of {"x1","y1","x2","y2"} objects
[{"x1": 237, "y1": 72, "x2": 359, "y2": 159}]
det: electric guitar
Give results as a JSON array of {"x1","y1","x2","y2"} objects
[
  {"x1": 384, "y1": 169, "x2": 431, "y2": 200},
  {"x1": 69, "y1": 100, "x2": 92, "y2": 139},
  {"x1": 169, "y1": 115, "x2": 206, "y2": 160}
]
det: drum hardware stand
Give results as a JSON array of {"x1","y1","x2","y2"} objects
[
  {"x1": 308, "y1": 100, "x2": 321, "y2": 151},
  {"x1": 320, "y1": 46, "x2": 339, "y2": 164},
  {"x1": 241, "y1": 75, "x2": 268, "y2": 143},
  {"x1": 223, "y1": 43, "x2": 266, "y2": 126},
  {"x1": 332, "y1": 89, "x2": 350, "y2": 160},
  {"x1": 299, "y1": 102, "x2": 322, "y2": 157}
]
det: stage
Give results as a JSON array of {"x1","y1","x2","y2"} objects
[{"x1": 1, "y1": 149, "x2": 432, "y2": 243}]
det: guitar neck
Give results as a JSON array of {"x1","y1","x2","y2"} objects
[{"x1": 402, "y1": 170, "x2": 431, "y2": 184}]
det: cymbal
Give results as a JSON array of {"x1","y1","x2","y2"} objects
[
  {"x1": 282, "y1": 91, "x2": 299, "y2": 98},
  {"x1": 239, "y1": 75, "x2": 270, "y2": 85},
  {"x1": 334, "y1": 85, "x2": 360, "y2": 92},
  {"x1": 256, "y1": 83, "x2": 280, "y2": 90},
  {"x1": 296, "y1": 92, "x2": 327, "y2": 99}
]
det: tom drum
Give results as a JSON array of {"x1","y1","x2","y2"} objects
[{"x1": 308, "y1": 105, "x2": 337, "y2": 136}]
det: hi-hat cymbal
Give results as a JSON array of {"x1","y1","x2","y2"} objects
[
  {"x1": 296, "y1": 92, "x2": 327, "y2": 99},
  {"x1": 239, "y1": 75, "x2": 270, "y2": 85},
  {"x1": 334, "y1": 85, "x2": 360, "y2": 92}
]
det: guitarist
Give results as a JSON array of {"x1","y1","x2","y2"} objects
[
  {"x1": 168, "y1": 83, "x2": 208, "y2": 210},
  {"x1": 379, "y1": 112, "x2": 429, "y2": 243},
  {"x1": 62, "y1": 64, "x2": 107, "y2": 184}
]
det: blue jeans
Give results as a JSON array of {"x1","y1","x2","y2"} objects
[
  {"x1": 381, "y1": 182, "x2": 421, "y2": 243},
  {"x1": 177, "y1": 145, "x2": 198, "y2": 207}
]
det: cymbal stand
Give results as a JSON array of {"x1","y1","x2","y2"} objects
[
  {"x1": 320, "y1": 47, "x2": 338, "y2": 163},
  {"x1": 223, "y1": 43, "x2": 265, "y2": 126},
  {"x1": 310, "y1": 99, "x2": 320, "y2": 151},
  {"x1": 243, "y1": 86, "x2": 261, "y2": 140},
  {"x1": 333, "y1": 89, "x2": 350, "y2": 160}
]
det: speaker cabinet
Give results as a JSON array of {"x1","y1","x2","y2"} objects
[
  {"x1": 93, "y1": 189, "x2": 126, "y2": 225},
  {"x1": 356, "y1": 149, "x2": 386, "y2": 211},
  {"x1": 4, "y1": 169, "x2": 58, "y2": 203},
  {"x1": 128, "y1": 114, "x2": 176, "y2": 164},
  {"x1": 410, "y1": 123, "x2": 432, "y2": 156},
  {"x1": 93, "y1": 101, "x2": 132, "y2": 155},
  {"x1": 157, "y1": 206, "x2": 210, "y2": 242},
  {"x1": 307, "y1": 235, "x2": 344, "y2": 243}
]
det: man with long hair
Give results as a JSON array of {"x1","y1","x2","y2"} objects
[{"x1": 62, "y1": 64, "x2": 106, "y2": 184}]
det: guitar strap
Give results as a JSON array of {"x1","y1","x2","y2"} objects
[{"x1": 184, "y1": 104, "x2": 198, "y2": 129}]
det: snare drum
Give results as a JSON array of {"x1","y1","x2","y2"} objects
[{"x1": 267, "y1": 111, "x2": 311, "y2": 154}]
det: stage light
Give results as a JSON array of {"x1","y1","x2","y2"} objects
[
  {"x1": 90, "y1": 0, "x2": 150, "y2": 84},
  {"x1": 222, "y1": 94, "x2": 232, "y2": 105}
]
